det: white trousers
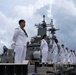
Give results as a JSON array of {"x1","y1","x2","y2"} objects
[
  {"x1": 53, "y1": 54, "x2": 58, "y2": 63},
  {"x1": 64, "y1": 55, "x2": 69, "y2": 64},
  {"x1": 69, "y1": 56, "x2": 74, "y2": 64},
  {"x1": 60, "y1": 55, "x2": 65, "y2": 64},
  {"x1": 49, "y1": 52, "x2": 53, "y2": 62},
  {"x1": 42, "y1": 50, "x2": 48, "y2": 63},
  {"x1": 14, "y1": 46, "x2": 26, "y2": 63}
]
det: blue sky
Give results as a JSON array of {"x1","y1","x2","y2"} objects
[{"x1": 0, "y1": 0, "x2": 76, "y2": 51}]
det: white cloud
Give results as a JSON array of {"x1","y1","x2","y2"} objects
[
  {"x1": 13, "y1": 0, "x2": 54, "y2": 18},
  {"x1": 53, "y1": 0, "x2": 76, "y2": 16},
  {"x1": 14, "y1": 4, "x2": 34, "y2": 18},
  {"x1": 0, "y1": 11, "x2": 17, "y2": 47},
  {"x1": 34, "y1": 0, "x2": 54, "y2": 9}
]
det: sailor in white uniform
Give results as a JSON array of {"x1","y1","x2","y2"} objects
[
  {"x1": 68, "y1": 50, "x2": 73, "y2": 64},
  {"x1": 60, "y1": 44, "x2": 65, "y2": 64},
  {"x1": 74, "y1": 54, "x2": 76, "y2": 64},
  {"x1": 40, "y1": 34, "x2": 48, "y2": 64},
  {"x1": 13, "y1": 19, "x2": 28, "y2": 63},
  {"x1": 72, "y1": 50, "x2": 75, "y2": 64},
  {"x1": 52, "y1": 39, "x2": 59, "y2": 63},
  {"x1": 65, "y1": 47, "x2": 69, "y2": 64}
]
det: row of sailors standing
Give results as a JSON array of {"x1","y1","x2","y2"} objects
[
  {"x1": 40, "y1": 34, "x2": 76, "y2": 64},
  {"x1": 59, "y1": 44, "x2": 76, "y2": 64}
]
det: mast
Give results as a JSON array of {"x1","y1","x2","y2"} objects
[{"x1": 48, "y1": 19, "x2": 59, "y2": 46}]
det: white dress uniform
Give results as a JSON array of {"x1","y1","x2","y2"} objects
[
  {"x1": 52, "y1": 42, "x2": 58, "y2": 63},
  {"x1": 72, "y1": 52, "x2": 75, "y2": 64},
  {"x1": 74, "y1": 55, "x2": 76, "y2": 64},
  {"x1": 13, "y1": 26, "x2": 28, "y2": 63},
  {"x1": 60, "y1": 47, "x2": 65, "y2": 64},
  {"x1": 40, "y1": 39, "x2": 48, "y2": 63},
  {"x1": 68, "y1": 52, "x2": 73, "y2": 64},
  {"x1": 64, "y1": 50, "x2": 69, "y2": 64}
]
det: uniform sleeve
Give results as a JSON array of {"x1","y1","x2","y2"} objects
[
  {"x1": 68, "y1": 52, "x2": 71, "y2": 57},
  {"x1": 40, "y1": 40, "x2": 44, "y2": 50},
  {"x1": 13, "y1": 28, "x2": 20, "y2": 42}
]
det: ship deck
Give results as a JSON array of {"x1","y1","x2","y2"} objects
[{"x1": 0, "y1": 62, "x2": 76, "y2": 75}]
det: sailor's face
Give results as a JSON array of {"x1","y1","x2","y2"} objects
[
  {"x1": 45, "y1": 36, "x2": 48, "y2": 40},
  {"x1": 20, "y1": 22, "x2": 25, "y2": 28},
  {"x1": 70, "y1": 50, "x2": 72, "y2": 52},
  {"x1": 62, "y1": 46, "x2": 64, "y2": 48},
  {"x1": 66, "y1": 48, "x2": 68, "y2": 50}
]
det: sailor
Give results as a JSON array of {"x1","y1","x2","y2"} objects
[
  {"x1": 74, "y1": 54, "x2": 76, "y2": 64},
  {"x1": 52, "y1": 39, "x2": 59, "y2": 63},
  {"x1": 68, "y1": 50, "x2": 73, "y2": 64},
  {"x1": 12, "y1": 19, "x2": 28, "y2": 63},
  {"x1": 40, "y1": 34, "x2": 48, "y2": 64},
  {"x1": 72, "y1": 50, "x2": 75, "y2": 64},
  {"x1": 60, "y1": 44, "x2": 65, "y2": 64},
  {"x1": 65, "y1": 47, "x2": 69, "y2": 64}
]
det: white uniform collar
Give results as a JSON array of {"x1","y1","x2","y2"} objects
[{"x1": 18, "y1": 26, "x2": 24, "y2": 29}]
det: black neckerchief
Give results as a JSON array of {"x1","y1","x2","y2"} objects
[{"x1": 21, "y1": 28, "x2": 28, "y2": 37}]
